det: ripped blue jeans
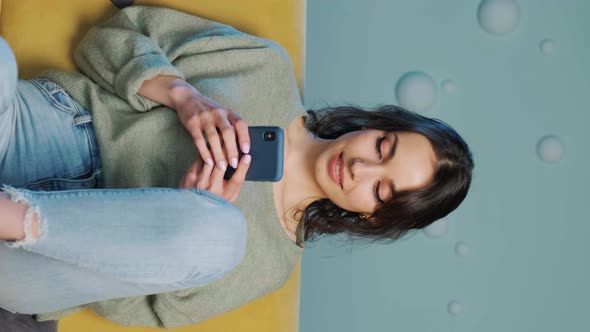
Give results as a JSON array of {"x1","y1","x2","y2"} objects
[{"x1": 0, "y1": 39, "x2": 247, "y2": 315}]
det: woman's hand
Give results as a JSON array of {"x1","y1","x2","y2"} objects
[
  {"x1": 138, "y1": 75, "x2": 251, "y2": 172},
  {"x1": 179, "y1": 154, "x2": 251, "y2": 203},
  {"x1": 171, "y1": 84, "x2": 250, "y2": 172}
]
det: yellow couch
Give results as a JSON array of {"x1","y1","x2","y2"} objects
[{"x1": 0, "y1": 0, "x2": 305, "y2": 331}]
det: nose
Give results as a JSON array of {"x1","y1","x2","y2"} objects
[{"x1": 349, "y1": 158, "x2": 384, "y2": 181}]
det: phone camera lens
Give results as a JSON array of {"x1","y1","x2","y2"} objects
[{"x1": 263, "y1": 131, "x2": 276, "y2": 141}]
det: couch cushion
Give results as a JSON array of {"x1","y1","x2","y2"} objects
[{"x1": 0, "y1": 0, "x2": 304, "y2": 331}]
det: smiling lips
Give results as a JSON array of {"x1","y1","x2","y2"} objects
[{"x1": 329, "y1": 152, "x2": 344, "y2": 189}]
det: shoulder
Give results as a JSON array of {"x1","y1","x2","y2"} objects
[{"x1": 263, "y1": 40, "x2": 294, "y2": 68}]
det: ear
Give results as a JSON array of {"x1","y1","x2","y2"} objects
[{"x1": 359, "y1": 214, "x2": 378, "y2": 225}]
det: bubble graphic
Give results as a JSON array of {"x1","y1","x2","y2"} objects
[
  {"x1": 537, "y1": 135, "x2": 564, "y2": 163},
  {"x1": 477, "y1": 0, "x2": 521, "y2": 35},
  {"x1": 395, "y1": 71, "x2": 437, "y2": 113},
  {"x1": 455, "y1": 242, "x2": 470, "y2": 257},
  {"x1": 540, "y1": 38, "x2": 555, "y2": 55},
  {"x1": 423, "y1": 219, "x2": 448, "y2": 238},
  {"x1": 448, "y1": 300, "x2": 463, "y2": 316}
]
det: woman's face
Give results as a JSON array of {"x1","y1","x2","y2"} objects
[{"x1": 315, "y1": 129, "x2": 437, "y2": 215}]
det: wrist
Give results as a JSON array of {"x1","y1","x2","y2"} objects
[
  {"x1": 139, "y1": 75, "x2": 196, "y2": 110},
  {"x1": 167, "y1": 79, "x2": 200, "y2": 110}
]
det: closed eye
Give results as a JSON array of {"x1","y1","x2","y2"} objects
[
  {"x1": 374, "y1": 135, "x2": 386, "y2": 204},
  {"x1": 376, "y1": 135, "x2": 386, "y2": 160},
  {"x1": 374, "y1": 181, "x2": 384, "y2": 204}
]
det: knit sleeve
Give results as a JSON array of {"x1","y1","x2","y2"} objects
[
  {"x1": 83, "y1": 294, "x2": 199, "y2": 329},
  {"x1": 34, "y1": 293, "x2": 201, "y2": 328},
  {"x1": 33, "y1": 293, "x2": 184, "y2": 328},
  {"x1": 73, "y1": 5, "x2": 271, "y2": 112}
]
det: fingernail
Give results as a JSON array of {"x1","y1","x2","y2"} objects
[
  {"x1": 206, "y1": 158, "x2": 213, "y2": 166},
  {"x1": 244, "y1": 154, "x2": 251, "y2": 165},
  {"x1": 242, "y1": 143, "x2": 250, "y2": 154},
  {"x1": 230, "y1": 157, "x2": 238, "y2": 168},
  {"x1": 218, "y1": 160, "x2": 227, "y2": 171}
]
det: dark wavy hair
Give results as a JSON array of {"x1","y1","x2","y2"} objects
[{"x1": 296, "y1": 105, "x2": 474, "y2": 245}]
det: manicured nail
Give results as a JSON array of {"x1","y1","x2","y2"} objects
[
  {"x1": 242, "y1": 143, "x2": 250, "y2": 154},
  {"x1": 206, "y1": 158, "x2": 213, "y2": 166},
  {"x1": 230, "y1": 157, "x2": 238, "y2": 168},
  {"x1": 218, "y1": 160, "x2": 227, "y2": 171},
  {"x1": 244, "y1": 154, "x2": 251, "y2": 165}
]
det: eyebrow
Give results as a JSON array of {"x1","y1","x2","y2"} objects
[{"x1": 385, "y1": 132, "x2": 399, "y2": 196}]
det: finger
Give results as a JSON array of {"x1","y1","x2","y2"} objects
[
  {"x1": 204, "y1": 124, "x2": 226, "y2": 172},
  {"x1": 192, "y1": 130, "x2": 214, "y2": 167},
  {"x1": 228, "y1": 185, "x2": 242, "y2": 203},
  {"x1": 207, "y1": 160, "x2": 226, "y2": 193},
  {"x1": 180, "y1": 161, "x2": 200, "y2": 188},
  {"x1": 179, "y1": 172, "x2": 194, "y2": 188},
  {"x1": 196, "y1": 159, "x2": 214, "y2": 189},
  {"x1": 225, "y1": 154, "x2": 251, "y2": 196},
  {"x1": 228, "y1": 112, "x2": 250, "y2": 154},
  {"x1": 217, "y1": 118, "x2": 239, "y2": 169}
]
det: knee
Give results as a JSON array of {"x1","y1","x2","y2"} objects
[
  {"x1": 210, "y1": 204, "x2": 248, "y2": 274},
  {"x1": 0, "y1": 190, "x2": 44, "y2": 247},
  {"x1": 180, "y1": 202, "x2": 248, "y2": 281},
  {"x1": 0, "y1": 37, "x2": 18, "y2": 114}
]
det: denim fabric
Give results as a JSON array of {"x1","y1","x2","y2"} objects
[
  {"x1": 0, "y1": 187, "x2": 247, "y2": 315},
  {"x1": 0, "y1": 37, "x2": 18, "y2": 117},
  {"x1": 0, "y1": 42, "x2": 247, "y2": 315},
  {"x1": 0, "y1": 78, "x2": 103, "y2": 190}
]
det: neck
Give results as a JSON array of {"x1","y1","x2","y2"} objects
[{"x1": 274, "y1": 116, "x2": 329, "y2": 220}]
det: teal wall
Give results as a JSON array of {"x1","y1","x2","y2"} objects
[{"x1": 300, "y1": 0, "x2": 589, "y2": 331}]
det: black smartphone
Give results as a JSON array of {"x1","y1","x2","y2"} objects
[{"x1": 223, "y1": 126, "x2": 284, "y2": 182}]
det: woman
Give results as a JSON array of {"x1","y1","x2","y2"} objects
[{"x1": 0, "y1": 5, "x2": 474, "y2": 329}]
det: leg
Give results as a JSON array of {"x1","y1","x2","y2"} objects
[
  {"x1": 0, "y1": 37, "x2": 18, "y2": 115},
  {"x1": 0, "y1": 193, "x2": 41, "y2": 242},
  {"x1": 0, "y1": 77, "x2": 100, "y2": 188},
  {"x1": 0, "y1": 38, "x2": 62, "y2": 326},
  {"x1": 0, "y1": 186, "x2": 247, "y2": 315},
  {"x1": 0, "y1": 75, "x2": 247, "y2": 314}
]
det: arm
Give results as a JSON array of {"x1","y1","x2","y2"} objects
[
  {"x1": 138, "y1": 73, "x2": 251, "y2": 170},
  {"x1": 74, "y1": 5, "x2": 269, "y2": 112},
  {"x1": 76, "y1": 6, "x2": 265, "y2": 166},
  {"x1": 137, "y1": 75, "x2": 191, "y2": 110}
]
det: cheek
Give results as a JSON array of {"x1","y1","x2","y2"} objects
[{"x1": 342, "y1": 187, "x2": 373, "y2": 212}]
